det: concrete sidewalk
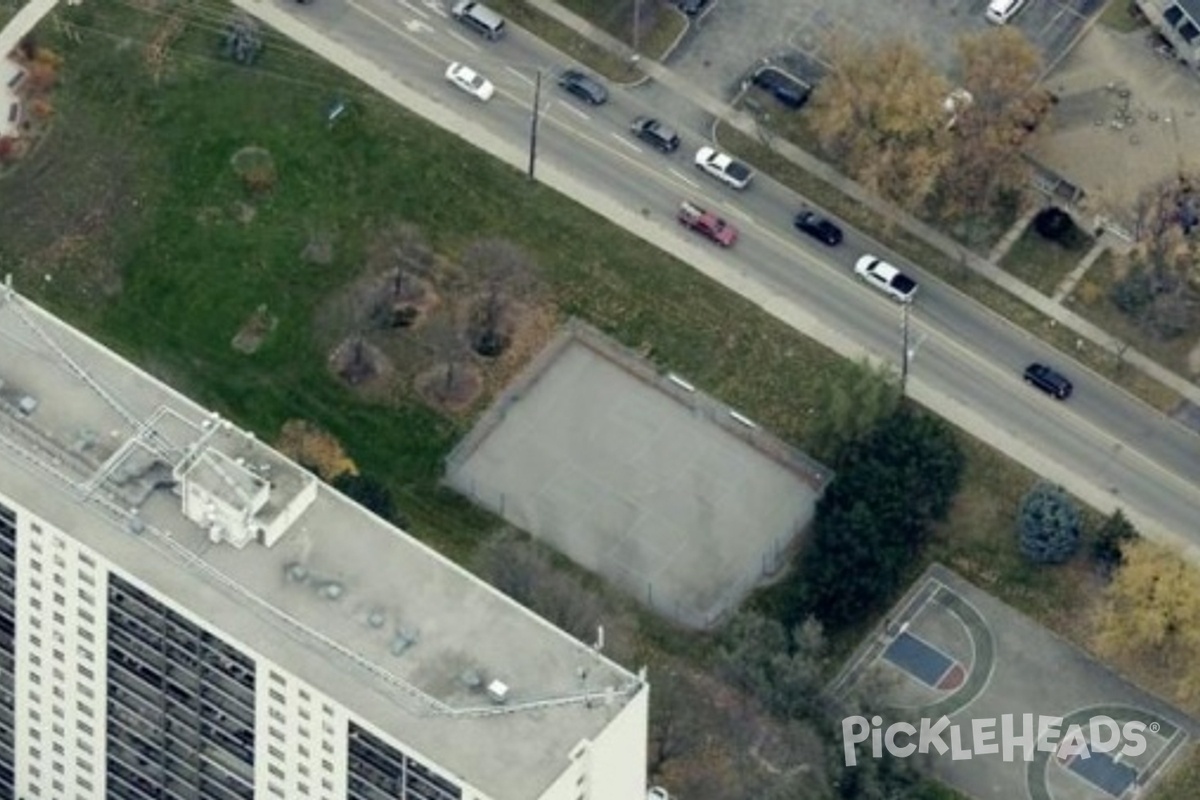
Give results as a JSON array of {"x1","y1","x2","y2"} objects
[{"x1": 523, "y1": 0, "x2": 1200, "y2": 411}]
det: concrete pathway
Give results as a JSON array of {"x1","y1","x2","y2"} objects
[
  {"x1": 987, "y1": 206, "x2": 1039, "y2": 264},
  {"x1": 1052, "y1": 237, "x2": 1111, "y2": 304},
  {"x1": 523, "y1": 0, "x2": 1200, "y2": 409}
]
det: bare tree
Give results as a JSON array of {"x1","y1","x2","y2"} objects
[
  {"x1": 807, "y1": 35, "x2": 952, "y2": 211},
  {"x1": 1116, "y1": 173, "x2": 1200, "y2": 340},
  {"x1": 367, "y1": 223, "x2": 435, "y2": 329},
  {"x1": 939, "y1": 27, "x2": 1045, "y2": 217},
  {"x1": 460, "y1": 238, "x2": 539, "y2": 357}
]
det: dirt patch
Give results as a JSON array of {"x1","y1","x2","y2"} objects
[
  {"x1": 0, "y1": 97, "x2": 148, "y2": 304},
  {"x1": 231, "y1": 303, "x2": 278, "y2": 354},
  {"x1": 301, "y1": 227, "x2": 336, "y2": 265},
  {"x1": 328, "y1": 336, "x2": 395, "y2": 399},
  {"x1": 414, "y1": 361, "x2": 484, "y2": 413},
  {"x1": 312, "y1": 225, "x2": 556, "y2": 414}
]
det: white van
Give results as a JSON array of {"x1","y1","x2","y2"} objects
[{"x1": 985, "y1": 0, "x2": 1028, "y2": 24}]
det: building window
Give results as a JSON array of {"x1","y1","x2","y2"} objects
[
  {"x1": 269, "y1": 688, "x2": 285, "y2": 704},
  {"x1": 269, "y1": 765, "x2": 286, "y2": 780}
]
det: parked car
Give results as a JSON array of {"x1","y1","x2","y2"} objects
[
  {"x1": 630, "y1": 117, "x2": 681, "y2": 152},
  {"x1": 750, "y1": 66, "x2": 811, "y2": 109},
  {"x1": 694, "y1": 146, "x2": 753, "y2": 190},
  {"x1": 444, "y1": 62, "x2": 495, "y2": 102},
  {"x1": 986, "y1": 0, "x2": 1028, "y2": 24},
  {"x1": 1023, "y1": 363, "x2": 1073, "y2": 399},
  {"x1": 558, "y1": 69, "x2": 608, "y2": 105},
  {"x1": 677, "y1": 200, "x2": 738, "y2": 247},
  {"x1": 793, "y1": 209, "x2": 843, "y2": 246},
  {"x1": 675, "y1": 0, "x2": 709, "y2": 16},
  {"x1": 853, "y1": 255, "x2": 918, "y2": 303}
]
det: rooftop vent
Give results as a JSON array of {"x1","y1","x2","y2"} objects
[
  {"x1": 285, "y1": 563, "x2": 308, "y2": 583},
  {"x1": 368, "y1": 609, "x2": 386, "y2": 628},
  {"x1": 487, "y1": 679, "x2": 510, "y2": 705},
  {"x1": 18, "y1": 395, "x2": 37, "y2": 416},
  {"x1": 460, "y1": 669, "x2": 483, "y2": 691},
  {"x1": 318, "y1": 581, "x2": 344, "y2": 600}
]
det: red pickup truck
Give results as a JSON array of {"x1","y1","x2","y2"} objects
[{"x1": 677, "y1": 200, "x2": 738, "y2": 247}]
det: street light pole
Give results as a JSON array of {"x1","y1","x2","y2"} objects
[
  {"x1": 528, "y1": 69, "x2": 541, "y2": 181},
  {"x1": 632, "y1": 0, "x2": 640, "y2": 54}
]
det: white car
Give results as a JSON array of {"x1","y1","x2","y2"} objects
[
  {"x1": 693, "y1": 146, "x2": 753, "y2": 190},
  {"x1": 985, "y1": 0, "x2": 1027, "y2": 24},
  {"x1": 854, "y1": 255, "x2": 918, "y2": 303},
  {"x1": 445, "y1": 62, "x2": 495, "y2": 101}
]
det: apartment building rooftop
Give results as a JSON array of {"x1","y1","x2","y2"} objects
[{"x1": 0, "y1": 283, "x2": 644, "y2": 800}]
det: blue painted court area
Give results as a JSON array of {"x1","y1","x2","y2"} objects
[
  {"x1": 883, "y1": 631, "x2": 953, "y2": 686},
  {"x1": 1068, "y1": 750, "x2": 1138, "y2": 797}
]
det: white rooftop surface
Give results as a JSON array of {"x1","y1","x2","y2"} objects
[{"x1": 0, "y1": 287, "x2": 642, "y2": 800}]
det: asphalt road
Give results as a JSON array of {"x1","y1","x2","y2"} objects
[{"x1": 281, "y1": 0, "x2": 1200, "y2": 542}]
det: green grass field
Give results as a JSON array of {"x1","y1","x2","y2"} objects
[{"x1": 999, "y1": 221, "x2": 1095, "y2": 297}]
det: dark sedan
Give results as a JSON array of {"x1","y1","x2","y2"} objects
[{"x1": 793, "y1": 210, "x2": 843, "y2": 246}]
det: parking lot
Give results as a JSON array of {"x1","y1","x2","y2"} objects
[{"x1": 666, "y1": 0, "x2": 1103, "y2": 101}]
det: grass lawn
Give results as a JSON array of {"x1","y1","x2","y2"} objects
[
  {"x1": 716, "y1": 122, "x2": 1183, "y2": 414},
  {"x1": 999, "y1": 221, "x2": 1094, "y2": 297},
  {"x1": 1067, "y1": 251, "x2": 1200, "y2": 380},
  {"x1": 1154, "y1": 745, "x2": 1200, "y2": 799},
  {"x1": 1098, "y1": 0, "x2": 1151, "y2": 32}
]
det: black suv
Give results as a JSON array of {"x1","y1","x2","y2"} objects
[
  {"x1": 630, "y1": 117, "x2": 681, "y2": 152},
  {"x1": 793, "y1": 209, "x2": 843, "y2": 246},
  {"x1": 751, "y1": 67, "x2": 811, "y2": 109},
  {"x1": 1024, "y1": 363, "x2": 1073, "y2": 400},
  {"x1": 558, "y1": 70, "x2": 608, "y2": 105}
]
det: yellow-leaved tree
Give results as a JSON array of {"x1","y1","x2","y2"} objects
[
  {"x1": 807, "y1": 36, "x2": 952, "y2": 212},
  {"x1": 1094, "y1": 538, "x2": 1200, "y2": 704}
]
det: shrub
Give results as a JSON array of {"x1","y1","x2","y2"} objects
[
  {"x1": 1110, "y1": 267, "x2": 1153, "y2": 315},
  {"x1": 1017, "y1": 482, "x2": 1081, "y2": 564}
]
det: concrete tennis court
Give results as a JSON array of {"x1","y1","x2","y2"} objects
[{"x1": 446, "y1": 326, "x2": 829, "y2": 628}]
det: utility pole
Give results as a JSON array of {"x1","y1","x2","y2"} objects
[
  {"x1": 632, "y1": 0, "x2": 640, "y2": 55},
  {"x1": 900, "y1": 301, "x2": 911, "y2": 394},
  {"x1": 528, "y1": 70, "x2": 541, "y2": 181}
]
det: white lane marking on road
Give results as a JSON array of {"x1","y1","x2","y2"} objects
[
  {"x1": 667, "y1": 168, "x2": 699, "y2": 189},
  {"x1": 724, "y1": 206, "x2": 755, "y2": 224},
  {"x1": 558, "y1": 102, "x2": 590, "y2": 122},
  {"x1": 396, "y1": 0, "x2": 430, "y2": 19},
  {"x1": 424, "y1": 0, "x2": 449, "y2": 17},
  {"x1": 404, "y1": 19, "x2": 434, "y2": 33},
  {"x1": 505, "y1": 66, "x2": 534, "y2": 85},
  {"x1": 445, "y1": 29, "x2": 481, "y2": 51},
  {"x1": 610, "y1": 132, "x2": 642, "y2": 154}
]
